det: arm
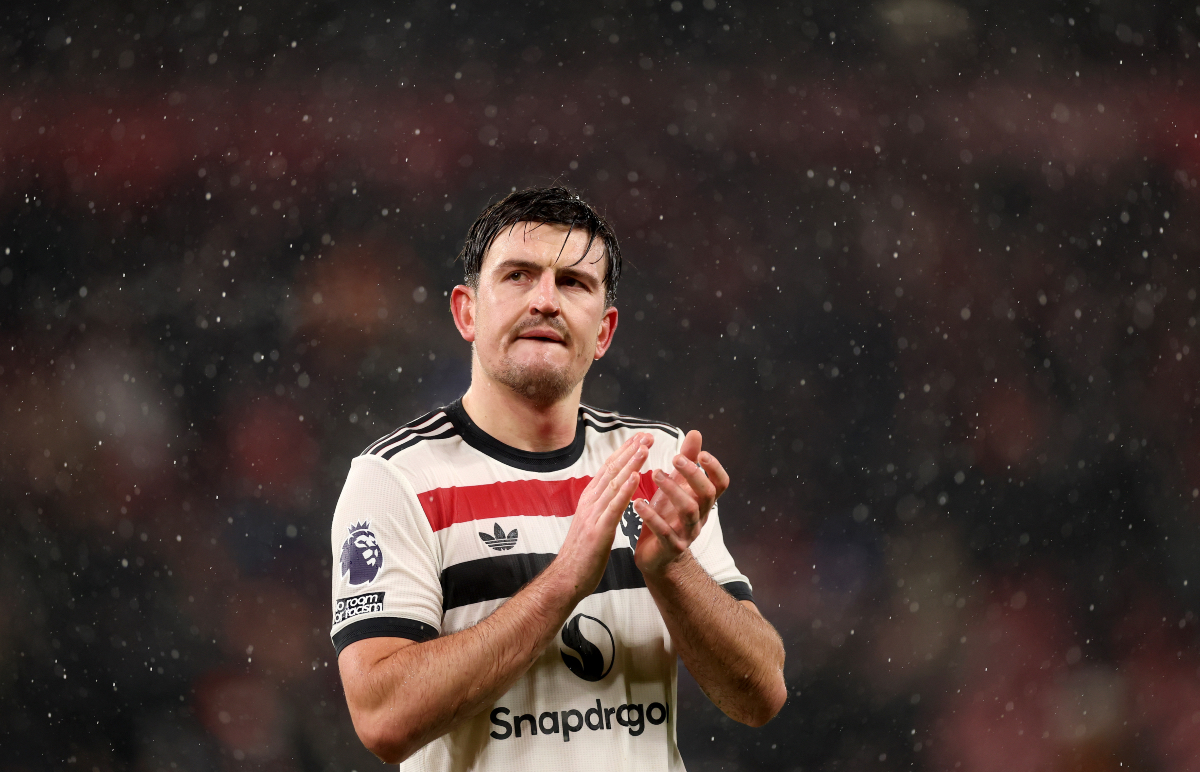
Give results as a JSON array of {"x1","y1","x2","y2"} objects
[
  {"x1": 643, "y1": 554, "x2": 786, "y2": 727},
  {"x1": 339, "y1": 434, "x2": 652, "y2": 764},
  {"x1": 340, "y1": 559, "x2": 581, "y2": 762},
  {"x1": 633, "y1": 431, "x2": 787, "y2": 726}
]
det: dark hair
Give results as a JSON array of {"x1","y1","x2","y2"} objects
[{"x1": 457, "y1": 186, "x2": 622, "y2": 307}]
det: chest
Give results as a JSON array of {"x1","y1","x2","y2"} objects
[
  {"x1": 428, "y1": 473, "x2": 658, "y2": 626},
  {"x1": 423, "y1": 473, "x2": 657, "y2": 563}
]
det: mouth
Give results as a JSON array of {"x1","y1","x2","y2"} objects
[{"x1": 518, "y1": 330, "x2": 566, "y2": 344}]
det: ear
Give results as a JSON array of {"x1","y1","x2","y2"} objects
[
  {"x1": 592, "y1": 306, "x2": 619, "y2": 360},
  {"x1": 450, "y1": 285, "x2": 477, "y2": 343}
]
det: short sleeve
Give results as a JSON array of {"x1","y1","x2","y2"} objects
[
  {"x1": 690, "y1": 501, "x2": 754, "y2": 602},
  {"x1": 330, "y1": 454, "x2": 443, "y2": 656}
]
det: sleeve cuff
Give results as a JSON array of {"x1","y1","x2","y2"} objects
[
  {"x1": 332, "y1": 617, "x2": 439, "y2": 657},
  {"x1": 721, "y1": 581, "x2": 754, "y2": 603}
]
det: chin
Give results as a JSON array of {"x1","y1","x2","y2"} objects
[
  {"x1": 509, "y1": 348, "x2": 574, "y2": 375},
  {"x1": 493, "y1": 358, "x2": 586, "y2": 406}
]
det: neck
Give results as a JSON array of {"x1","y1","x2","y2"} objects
[{"x1": 460, "y1": 372, "x2": 582, "y2": 453}]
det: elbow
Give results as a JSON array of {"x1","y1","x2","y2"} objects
[
  {"x1": 745, "y1": 640, "x2": 787, "y2": 727},
  {"x1": 757, "y1": 675, "x2": 789, "y2": 726},
  {"x1": 357, "y1": 724, "x2": 403, "y2": 765},
  {"x1": 737, "y1": 675, "x2": 787, "y2": 728},
  {"x1": 354, "y1": 712, "x2": 419, "y2": 765},
  {"x1": 740, "y1": 647, "x2": 788, "y2": 727}
]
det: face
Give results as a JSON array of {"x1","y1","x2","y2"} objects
[
  {"x1": 451, "y1": 222, "x2": 618, "y2": 406},
  {"x1": 355, "y1": 533, "x2": 379, "y2": 566}
]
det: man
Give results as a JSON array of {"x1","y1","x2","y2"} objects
[{"x1": 330, "y1": 186, "x2": 786, "y2": 770}]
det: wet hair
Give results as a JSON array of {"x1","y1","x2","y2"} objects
[{"x1": 457, "y1": 186, "x2": 622, "y2": 307}]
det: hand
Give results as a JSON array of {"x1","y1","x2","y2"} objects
[
  {"x1": 632, "y1": 430, "x2": 729, "y2": 576},
  {"x1": 553, "y1": 432, "x2": 653, "y2": 601}
]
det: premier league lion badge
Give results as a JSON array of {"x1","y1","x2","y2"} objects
[{"x1": 340, "y1": 521, "x2": 383, "y2": 586}]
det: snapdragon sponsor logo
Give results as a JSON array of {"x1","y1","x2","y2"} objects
[
  {"x1": 489, "y1": 699, "x2": 670, "y2": 743},
  {"x1": 332, "y1": 591, "x2": 385, "y2": 625},
  {"x1": 558, "y1": 613, "x2": 614, "y2": 682}
]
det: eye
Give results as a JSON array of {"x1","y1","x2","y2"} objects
[{"x1": 508, "y1": 271, "x2": 525, "y2": 281}]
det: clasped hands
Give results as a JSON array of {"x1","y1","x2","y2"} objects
[
  {"x1": 631, "y1": 429, "x2": 729, "y2": 575},
  {"x1": 561, "y1": 430, "x2": 729, "y2": 598}
]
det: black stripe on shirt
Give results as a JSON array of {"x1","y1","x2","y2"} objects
[
  {"x1": 361, "y1": 410, "x2": 439, "y2": 455},
  {"x1": 440, "y1": 549, "x2": 753, "y2": 610},
  {"x1": 373, "y1": 418, "x2": 455, "y2": 457},
  {"x1": 583, "y1": 418, "x2": 680, "y2": 438},
  {"x1": 379, "y1": 426, "x2": 460, "y2": 460},
  {"x1": 332, "y1": 617, "x2": 439, "y2": 656},
  {"x1": 334, "y1": 576, "x2": 754, "y2": 653},
  {"x1": 580, "y1": 406, "x2": 681, "y2": 438},
  {"x1": 441, "y1": 548, "x2": 647, "y2": 610},
  {"x1": 362, "y1": 411, "x2": 451, "y2": 456}
]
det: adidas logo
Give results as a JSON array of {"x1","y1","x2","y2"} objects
[{"x1": 479, "y1": 523, "x2": 519, "y2": 551}]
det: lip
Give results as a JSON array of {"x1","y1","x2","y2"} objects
[{"x1": 517, "y1": 329, "x2": 566, "y2": 344}]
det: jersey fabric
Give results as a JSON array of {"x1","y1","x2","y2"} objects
[{"x1": 329, "y1": 399, "x2": 753, "y2": 772}]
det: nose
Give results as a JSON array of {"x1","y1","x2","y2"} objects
[{"x1": 531, "y1": 270, "x2": 560, "y2": 316}]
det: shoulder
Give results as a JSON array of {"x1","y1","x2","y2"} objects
[
  {"x1": 359, "y1": 407, "x2": 459, "y2": 461},
  {"x1": 580, "y1": 404, "x2": 681, "y2": 442},
  {"x1": 356, "y1": 406, "x2": 484, "y2": 494}
]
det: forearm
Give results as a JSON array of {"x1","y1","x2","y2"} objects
[
  {"x1": 643, "y1": 552, "x2": 786, "y2": 726},
  {"x1": 345, "y1": 560, "x2": 580, "y2": 762}
]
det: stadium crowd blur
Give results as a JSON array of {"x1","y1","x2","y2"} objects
[{"x1": 4, "y1": 1, "x2": 1200, "y2": 770}]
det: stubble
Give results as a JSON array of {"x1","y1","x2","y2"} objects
[{"x1": 484, "y1": 317, "x2": 591, "y2": 407}]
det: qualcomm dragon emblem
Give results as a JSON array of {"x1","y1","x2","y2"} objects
[{"x1": 559, "y1": 613, "x2": 615, "y2": 682}]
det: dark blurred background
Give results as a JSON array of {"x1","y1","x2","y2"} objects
[{"x1": 4, "y1": 0, "x2": 1200, "y2": 770}]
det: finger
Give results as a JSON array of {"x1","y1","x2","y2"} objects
[
  {"x1": 652, "y1": 469, "x2": 702, "y2": 528},
  {"x1": 656, "y1": 430, "x2": 703, "y2": 500},
  {"x1": 598, "y1": 470, "x2": 642, "y2": 531},
  {"x1": 634, "y1": 499, "x2": 689, "y2": 553},
  {"x1": 648, "y1": 485, "x2": 669, "y2": 514},
  {"x1": 672, "y1": 454, "x2": 717, "y2": 507},
  {"x1": 679, "y1": 430, "x2": 703, "y2": 463},
  {"x1": 697, "y1": 450, "x2": 730, "y2": 498},
  {"x1": 585, "y1": 434, "x2": 643, "y2": 500},
  {"x1": 620, "y1": 445, "x2": 649, "y2": 489},
  {"x1": 600, "y1": 446, "x2": 647, "y2": 510},
  {"x1": 647, "y1": 472, "x2": 683, "y2": 513}
]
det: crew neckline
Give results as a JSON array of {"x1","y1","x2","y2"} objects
[{"x1": 445, "y1": 398, "x2": 586, "y2": 473}]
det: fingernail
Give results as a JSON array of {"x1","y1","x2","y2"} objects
[
  {"x1": 673, "y1": 456, "x2": 686, "y2": 468},
  {"x1": 653, "y1": 470, "x2": 664, "y2": 481}
]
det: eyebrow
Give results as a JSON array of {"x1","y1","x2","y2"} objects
[{"x1": 491, "y1": 257, "x2": 601, "y2": 286}]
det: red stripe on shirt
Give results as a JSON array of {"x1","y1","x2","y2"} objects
[{"x1": 418, "y1": 472, "x2": 659, "y2": 532}]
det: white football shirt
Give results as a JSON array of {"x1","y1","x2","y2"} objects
[{"x1": 330, "y1": 400, "x2": 753, "y2": 772}]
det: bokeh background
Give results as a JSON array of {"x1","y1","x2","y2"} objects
[{"x1": 4, "y1": 0, "x2": 1200, "y2": 769}]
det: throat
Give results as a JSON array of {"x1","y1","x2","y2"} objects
[{"x1": 461, "y1": 384, "x2": 580, "y2": 452}]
